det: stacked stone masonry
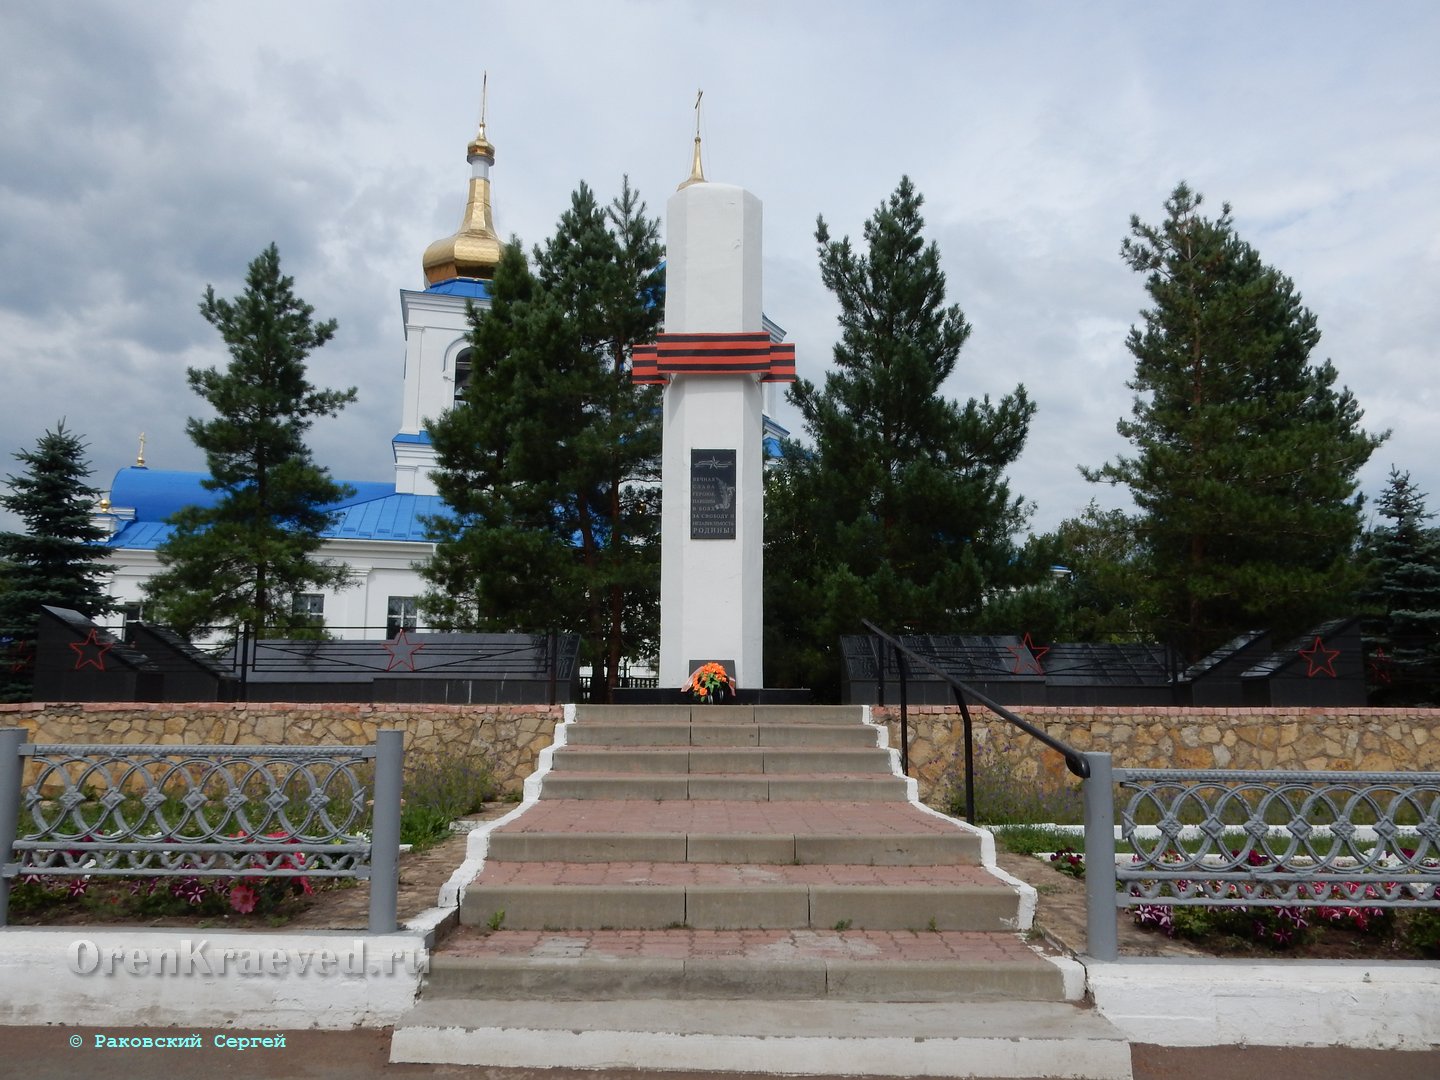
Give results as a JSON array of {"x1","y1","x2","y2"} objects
[
  {"x1": 0, "y1": 702, "x2": 563, "y2": 796},
  {"x1": 2, "y1": 703, "x2": 1437, "y2": 804},
  {"x1": 877, "y1": 706, "x2": 1440, "y2": 802}
]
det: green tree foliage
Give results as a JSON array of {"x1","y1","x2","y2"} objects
[
  {"x1": 982, "y1": 502, "x2": 1148, "y2": 644},
  {"x1": 1362, "y1": 468, "x2": 1440, "y2": 703},
  {"x1": 766, "y1": 177, "x2": 1035, "y2": 695},
  {"x1": 1084, "y1": 183, "x2": 1385, "y2": 660},
  {"x1": 143, "y1": 244, "x2": 356, "y2": 638},
  {"x1": 421, "y1": 180, "x2": 663, "y2": 699},
  {"x1": 0, "y1": 421, "x2": 114, "y2": 700}
]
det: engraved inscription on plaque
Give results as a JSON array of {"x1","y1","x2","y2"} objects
[{"x1": 690, "y1": 449, "x2": 737, "y2": 540}]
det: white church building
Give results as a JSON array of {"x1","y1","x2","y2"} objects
[{"x1": 94, "y1": 116, "x2": 787, "y2": 642}]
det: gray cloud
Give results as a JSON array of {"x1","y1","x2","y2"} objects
[{"x1": 3, "y1": 0, "x2": 1437, "y2": 544}]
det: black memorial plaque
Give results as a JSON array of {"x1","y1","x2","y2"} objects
[{"x1": 690, "y1": 449, "x2": 737, "y2": 540}]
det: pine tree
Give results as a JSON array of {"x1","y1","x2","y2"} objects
[
  {"x1": 421, "y1": 180, "x2": 664, "y2": 698},
  {"x1": 143, "y1": 244, "x2": 356, "y2": 638},
  {"x1": 1363, "y1": 468, "x2": 1440, "y2": 702},
  {"x1": 1084, "y1": 183, "x2": 1385, "y2": 660},
  {"x1": 766, "y1": 177, "x2": 1035, "y2": 694},
  {"x1": 0, "y1": 421, "x2": 114, "y2": 700}
]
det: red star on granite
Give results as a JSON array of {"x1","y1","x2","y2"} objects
[
  {"x1": 382, "y1": 629, "x2": 425, "y2": 672},
  {"x1": 69, "y1": 629, "x2": 114, "y2": 672},
  {"x1": 1366, "y1": 647, "x2": 1393, "y2": 685},
  {"x1": 1008, "y1": 632, "x2": 1049, "y2": 675},
  {"x1": 1298, "y1": 636, "x2": 1340, "y2": 678},
  {"x1": 7, "y1": 640, "x2": 34, "y2": 672}
]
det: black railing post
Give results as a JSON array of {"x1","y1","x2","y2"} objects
[
  {"x1": 954, "y1": 687, "x2": 976, "y2": 822},
  {"x1": 859, "y1": 618, "x2": 1090, "y2": 783},
  {"x1": 546, "y1": 629, "x2": 558, "y2": 706},
  {"x1": 874, "y1": 635, "x2": 887, "y2": 707},
  {"x1": 238, "y1": 621, "x2": 251, "y2": 702},
  {"x1": 896, "y1": 649, "x2": 910, "y2": 776}
]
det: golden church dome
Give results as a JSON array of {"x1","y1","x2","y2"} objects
[{"x1": 422, "y1": 119, "x2": 501, "y2": 285}]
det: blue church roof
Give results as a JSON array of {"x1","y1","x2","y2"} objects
[
  {"x1": 426, "y1": 279, "x2": 491, "y2": 298},
  {"x1": 103, "y1": 467, "x2": 450, "y2": 550}
]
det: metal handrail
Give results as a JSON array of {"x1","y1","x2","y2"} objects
[{"x1": 862, "y1": 620, "x2": 1091, "y2": 822}]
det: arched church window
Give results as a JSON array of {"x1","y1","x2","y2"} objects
[{"x1": 453, "y1": 348, "x2": 472, "y2": 403}]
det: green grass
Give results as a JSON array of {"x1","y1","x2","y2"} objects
[
  {"x1": 939, "y1": 738, "x2": 1084, "y2": 825},
  {"x1": 398, "y1": 749, "x2": 495, "y2": 851}
]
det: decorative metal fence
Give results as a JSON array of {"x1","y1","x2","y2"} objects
[
  {"x1": 0, "y1": 728, "x2": 403, "y2": 933},
  {"x1": 1082, "y1": 752, "x2": 1440, "y2": 960}
]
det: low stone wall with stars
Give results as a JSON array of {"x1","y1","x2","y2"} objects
[
  {"x1": 874, "y1": 705, "x2": 1440, "y2": 805},
  {"x1": 0, "y1": 702, "x2": 565, "y2": 796}
]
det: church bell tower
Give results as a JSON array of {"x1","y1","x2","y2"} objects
[{"x1": 394, "y1": 92, "x2": 502, "y2": 495}]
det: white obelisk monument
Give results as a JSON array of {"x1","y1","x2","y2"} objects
[{"x1": 635, "y1": 117, "x2": 795, "y2": 692}]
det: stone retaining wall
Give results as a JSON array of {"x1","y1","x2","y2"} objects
[
  {"x1": 876, "y1": 706, "x2": 1440, "y2": 804},
  {"x1": 0, "y1": 702, "x2": 565, "y2": 796},
  {"x1": 8, "y1": 702, "x2": 1437, "y2": 806}
]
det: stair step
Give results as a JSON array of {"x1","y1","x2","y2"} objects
[
  {"x1": 410, "y1": 707, "x2": 1102, "y2": 1072},
  {"x1": 486, "y1": 830, "x2": 979, "y2": 865},
  {"x1": 459, "y1": 863, "x2": 1019, "y2": 931},
  {"x1": 565, "y1": 722, "x2": 880, "y2": 748},
  {"x1": 425, "y1": 928, "x2": 1069, "y2": 1001},
  {"x1": 539, "y1": 773, "x2": 908, "y2": 801},
  {"x1": 574, "y1": 704, "x2": 867, "y2": 725},
  {"x1": 551, "y1": 747, "x2": 893, "y2": 775},
  {"x1": 390, "y1": 998, "x2": 1132, "y2": 1077},
  {"x1": 491, "y1": 799, "x2": 978, "y2": 839}
]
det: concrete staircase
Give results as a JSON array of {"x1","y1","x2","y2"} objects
[{"x1": 391, "y1": 704, "x2": 1131, "y2": 1078}]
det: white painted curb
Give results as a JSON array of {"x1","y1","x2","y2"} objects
[
  {"x1": 863, "y1": 705, "x2": 1039, "y2": 933},
  {"x1": 1086, "y1": 957, "x2": 1440, "y2": 1049},
  {"x1": 436, "y1": 702, "x2": 573, "y2": 908},
  {"x1": 0, "y1": 927, "x2": 426, "y2": 1028}
]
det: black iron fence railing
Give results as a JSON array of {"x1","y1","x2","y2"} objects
[{"x1": 861, "y1": 621, "x2": 1090, "y2": 822}]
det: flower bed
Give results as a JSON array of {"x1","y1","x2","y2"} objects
[{"x1": 1130, "y1": 848, "x2": 1440, "y2": 956}]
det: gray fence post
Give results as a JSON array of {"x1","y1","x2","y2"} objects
[
  {"x1": 368, "y1": 729, "x2": 404, "y2": 934},
  {"x1": 0, "y1": 728, "x2": 27, "y2": 929},
  {"x1": 1082, "y1": 751, "x2": 1119, "y2": 961}
]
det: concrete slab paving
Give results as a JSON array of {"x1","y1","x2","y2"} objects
[
  {"x1": 390, "y1": 998, "x2": 1133, "y2": 1078},
  {"x1": 4, "y1": 1025, "x2": 1438, "y2": 1080}
]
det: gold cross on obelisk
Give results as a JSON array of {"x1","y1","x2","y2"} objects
[{"x1": 679, "y1": 89, "x2": 705, "y2": 189}]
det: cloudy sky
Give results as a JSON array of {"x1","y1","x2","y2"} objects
[{"x1": 3, "y1": 2, "x2": 1437, "y2": 539}]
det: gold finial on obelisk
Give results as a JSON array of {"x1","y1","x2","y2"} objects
[{"x1": 678, "y1": 89, "x2": 706, "y2": 190}]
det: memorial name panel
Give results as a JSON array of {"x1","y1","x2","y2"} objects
[{"x1": 690, "y1": 449, "x2": 737, "y2": 540}]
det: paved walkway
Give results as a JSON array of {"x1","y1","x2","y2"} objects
[{"x1": 4, "y1": 1026, "x2": 1437, "y2": 1080}]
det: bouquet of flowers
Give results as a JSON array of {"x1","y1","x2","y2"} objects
[{"x1": 684, "y1": 662, "x2": 736, "y2": 704}]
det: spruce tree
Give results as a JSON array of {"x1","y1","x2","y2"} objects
[
  {"x1": 1363, "y1": 468, "x2": 1440, "y2": 703},
  {"x1": 143, "y1": 244, "x2": 356, "y2": 638},
  {"x1": 1085, "y1": 183, "x2": 1385, "y2": 660},
  {"x1": 421, "y1": 180, "x2": 664, "y2": 699},
  {"x1": 766, "y1": 177, "x2": 1035, "y2": 694},
  {"x1": 0, "y1": 422, "x2": 114, "y2": 700}
]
